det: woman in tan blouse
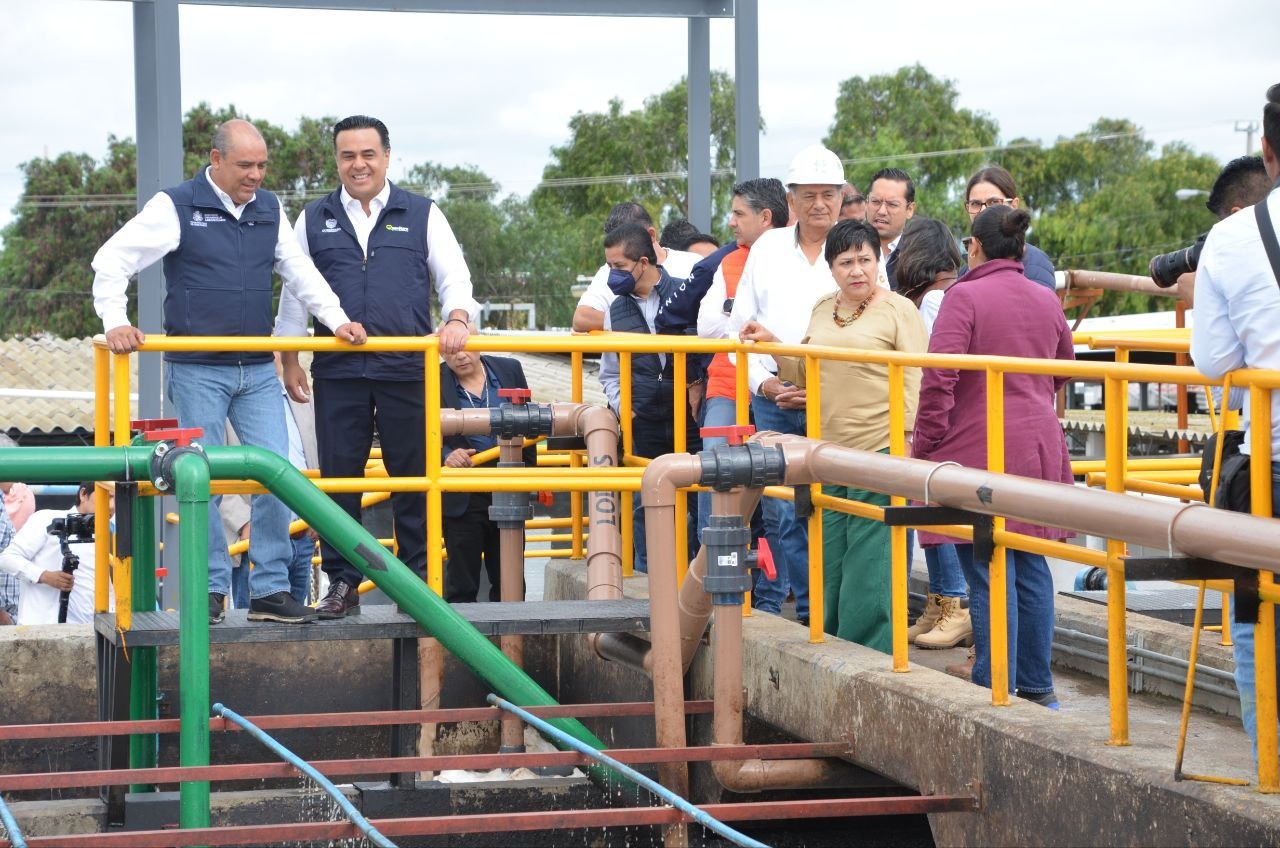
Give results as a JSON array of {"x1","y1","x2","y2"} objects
[{"x1": 741, "y1": 219, "x2": 926, "y2": 651}]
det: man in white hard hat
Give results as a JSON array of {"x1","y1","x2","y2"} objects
[{"x1": 726, "y1": 144, "x2": 844, "y2": 626}]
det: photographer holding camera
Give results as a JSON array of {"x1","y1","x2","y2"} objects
[
  {"x1": 1190, "y1": 82, "x2": 1280, "y2": 767},
  {"x1": 0, "y1": 483, "x2": 114, "y2": 625}
]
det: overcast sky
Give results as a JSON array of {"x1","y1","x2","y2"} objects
[{"x1": 2, "y1": 0, "x2": 1277, "y2": 238}]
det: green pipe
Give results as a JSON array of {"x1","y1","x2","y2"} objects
[
  {"x1": 173, "y1": 451, "x2": 212, "y2": 830},
  {"x1": 204, "y1": 446, "x2": 614, "y2": 760},
  {"x1": 128, "y1": 490, "x2": 159, "y2": 793}
]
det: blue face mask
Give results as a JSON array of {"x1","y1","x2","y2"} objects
[{"x1": 607, "y1": 266, "x2": 638, "y2": 296}]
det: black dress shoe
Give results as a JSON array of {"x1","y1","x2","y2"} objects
[
  {"x1": 248, "y1": 591, "x2": 319, "y2": 624},
  {"x1": 208, "y1": 593, "x2": 226, "y2": 625},
  {"x1": 314, "y1": 579, "x2": 361, "y2": 620}
]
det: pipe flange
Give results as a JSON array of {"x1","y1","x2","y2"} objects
[
  {"x1": 149, "y1": 441, "x2": 206, "y2": 492},
  {"x1": 490, "y1": 403, "x2": 555, "y2": 440},
  {"x1": 698, "y1": 442, "x2": 786, "y2": 492}
]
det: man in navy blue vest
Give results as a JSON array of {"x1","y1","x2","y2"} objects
[
  {"x1": 597, "y1": 224, "x2": 701, "y2": 573},
  {"x1": 276, "y1": 115, "x2": 478, "y2": 618},
  {"x1": 92, "y1": 119, "x2": 367, "y2": 625}
]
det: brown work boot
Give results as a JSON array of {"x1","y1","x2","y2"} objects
[
  {"x1": 314, "y1": 579, "x2": 361, "y2": 620},
  {"x1": 907, "y1": 593, "x2": 943, "y2": 642},
  {"x1": 945, "y1": 646, "x2": 976, "y2": 680},
  {"x1": 915, "y1": 596, "x2": 973, "y2": 649}
]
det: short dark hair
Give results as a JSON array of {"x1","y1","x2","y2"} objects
[
  {"x1": 77, "y1": 482, "x2": 95, "y2": 502},
  {"x1": 333, "y1": 115, "x2": 390, "y2": 151},
  {"x1": 824, "y1": 219, "x2": 881, "y2": 265},
  {"x1": 894, "y1": 218, "x2": 963, "y2": 303},
  {"x1": 970, "y1": 205, "x2": 1031, "y2": 262},
  {"x1": 867, "y1": 167, "x2": 915, "y2": 203},
  {"x1": 966, "y1": 166, "x2": 1018, "y2": 202},
  {"x1": 733, "y1": 177, "x2": 789, "y2": 227},
  {"x1": 603, "y1": 223, "x2": 657, "y2": 263},
  {"x1": 1265, "y1": 83, "x2": 1280, "y2": 154},
  {"x1": 660, "y1": 219, "x2": 703, "y2": 250},
  {"x1": 1206, "y1": 156, "x2": 1272, "y2": 218},
  {"x1": 604, "y1": 202, "x2": 653, "y2": 235}
]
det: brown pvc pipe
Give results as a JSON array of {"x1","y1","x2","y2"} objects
[
  {"x1": 753, "y1": 433, "x2": 1280, "y2": 574},
  {"x1": 711, "y1": 603, "x2": 841, "y2": 792},
  {"x1": 416, "y1": 636, "x2": 444, "y2": 782},
  {"x1": 498, "y1": 435, "x2": 527, "y2": 752},
  {"x1": 639, "y1": 452, "x2": 704, "y2": 810},
  {"x1": 1062, "y1": 269, "x2": 1175, "y2": 298}
]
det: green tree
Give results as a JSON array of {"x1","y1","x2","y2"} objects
[
  {"x1": 824, "y1": 64, "x2": 999, "y2": 230},
  {"x1": 531, "y1": 72, "x2": 741, "y2": 273}
]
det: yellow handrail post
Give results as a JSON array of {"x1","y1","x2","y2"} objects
[
  {"x1": 1104, "y1": 359, "x2": 1131, "y2": 745},
  {"x1": 111, "y1": 351, "x2": 133, "y2": 629},
  {"x1": 1249, "y1": 385, "x2": 1279, "y2": 792},
  {"x1": 425, "y1": 344, "x2": 444, "y2": 595},
  {"x1": 985, "y1": 369, "x2": 1009, "y2": 705},
  {"x1": 888, "y1": 363, "x2": 908, "y2": 673},
  {"x1": 620, "y1": 352, "x2": 634, "y2": 577},
  {"x1": 735, "y1": 344, "x2": 752, "y2": 616},
  {"x1": 570, "y1": 351, "x2": 585, "y2": 559},
  {"x1": 94, "y1": 343, "x2": 111, "y2": 614},
  {"x1": 805, "y1": 354, "x2": 824, "y2": 644},
  {"x1": 673, "y1": 352, "x2": 688, "y2": 587}
]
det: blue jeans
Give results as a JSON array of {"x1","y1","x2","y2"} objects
[
  {"x1": 231, "y1": 530, "x2": 314, "y2": 608},
  {"x1": 955, "y1": 545, "x2": 1055, "y2": 695},
  {"x1": 925, "y1": 544, "x2": 968, "y2": 598},
  {"x1": 165, "y1": 360, "x2": 293, "y2": 599},
  {"x1": 748, "y1": 395, "x2": 808, "y2": 620},
  {"x1": 1229, "y1": 597, "x2": 1280, "y2": 767}
]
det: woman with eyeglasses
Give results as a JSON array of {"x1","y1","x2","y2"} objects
[
  {"x1": 891, "y1": 219, "x2": 972, "y2": 650},
  {"x1": 911, "y1": 205, "x2": 1074, "y2": 709},
  {"x1": 743, "y1": 220, "x2": 927, "y2": 651},
  {"x1": 962, "y1": 166, "x2": 1056, "y2": 290}
]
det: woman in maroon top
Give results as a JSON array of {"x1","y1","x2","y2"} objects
[{"x1": 911, "y1": 205, "x2": 1074, "y2": 709}]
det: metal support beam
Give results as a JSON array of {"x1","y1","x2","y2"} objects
[
  {"x1": 147, "y1": 0, "x2": 733, "y2": 15},
  {"x1": 686, "y1": 15, "x2": 711, "y2": 231},
  {"x1": 733, "y1": 0, "x2": 760, "y2": 181}
]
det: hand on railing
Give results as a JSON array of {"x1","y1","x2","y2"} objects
[
  {"x1": 334, "y1": 321, "x2": 367, "y2": 345},
  {"x1": 105, "y1": 324, "x2": 146, "y2": 354}
]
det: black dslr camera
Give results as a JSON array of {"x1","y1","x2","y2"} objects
[
  {"x1": 1149, "y1": 232, "x2": 1208, "y2": 287},
  {"x1": 46, "y1": 513, "x2": 94, "y2": 623}
]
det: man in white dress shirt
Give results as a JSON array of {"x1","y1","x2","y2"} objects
[
  {"x1": 274, "y1": 115, "x2": 479, "y2": 618},
  {"x1": 92, "y1": 119, "x2": 365, "y2": 626}
]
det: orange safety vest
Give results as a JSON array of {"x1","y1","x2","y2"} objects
[{"x1": 705, "y1": 245, "x2": 750, "y2": 401}]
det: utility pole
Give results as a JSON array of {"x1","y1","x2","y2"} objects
[{"x1": 1236, "y1": 120, "x2": 1260, "y2": 155}]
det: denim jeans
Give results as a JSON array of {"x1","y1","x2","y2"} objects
[
  {"x1": 955, "y1": 544, "x2": 1055, "y2": 695},
  {"x1": 925, "y1": 544, "x2": 968, "y2": 598},
  {"x1": 748, "y1": 395, "x2": 809, "y2": 620},
  {"x1": 165, "y1": 361, "x2": 293, "y2": 599},
  {"x1": 231, "y1": 534, "x2": 313, "y2": 608},
  {"x1": 1229, "y1": 596, "x2": 1280, "y2": 767}
]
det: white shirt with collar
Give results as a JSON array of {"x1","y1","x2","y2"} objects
[
  {"x1": 274, "y1": 179, "x2": 479, "y2": 337},
  {"x1": 91, "y1": 167, "x2": 352, "y2": 334},
  {"x1": 577, "y1": 247, "x2": 701, "y2": 314},
  {"x1": 0, "y1": 508, "x2": 108, "y2": 625},
  {"x1": 1191, "y1": 187, "x2": 1280, "y2": 458},
  {"x1": 598, "y1": 285, "x2": 665, "y2": 415},
  {"x1": 727, "y1": 225, "x2": 838, "y2": 393}
]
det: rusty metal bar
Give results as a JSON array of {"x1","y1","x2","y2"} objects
[
  {"x1": 0, "y1": 742, "x2": 848, "y2": 792},
  {"x1": 1, "y1": 794, "x2": 977, "y2": 847},
  {"x1": 0, "y1": 700, "x2": 717, "y2": 740}
]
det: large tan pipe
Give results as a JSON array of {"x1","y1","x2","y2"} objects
[
  {"x1": 754, "y1": 433, "x2": 1280, "y2": 573},
  {"x1": 497, "y1": 435, "x2": 528, "y2": 752},
  {"x1": 640, "y1": 452, "x2": 704, "y2": 816},
  {"x1": 711, "y1": 604, "x2": 842, "y2": 792},
  {"x1": 1061, "y1": 269, "x2": 1176, "y2": 298}
]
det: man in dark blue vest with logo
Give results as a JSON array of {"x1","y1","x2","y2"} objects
[
  {"x1": 92, "y1": 119, "x2": 368, "y2": 625},
  {"x1": 597, "y1": 223, "x2": 701, "y2": 573},
  {"x1": 276, "y1": 115, "x2": 478, "y2": 618}
]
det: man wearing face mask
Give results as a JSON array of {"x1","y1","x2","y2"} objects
[{"x1": 598, "y1": 224, "x2": 701, "y2": 573}]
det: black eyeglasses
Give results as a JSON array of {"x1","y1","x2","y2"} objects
[{"x1": 966, "y1": 197, "x2": 1011, "y2": 212}]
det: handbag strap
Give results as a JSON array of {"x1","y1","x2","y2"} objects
[{"x1": 1256, "y1": 190, "x2": 1280, "y2": 287}]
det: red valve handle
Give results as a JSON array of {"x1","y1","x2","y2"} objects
[
  {"x1": 755, "y1": 537, "x2": 776, "y2": 581},
  {"x1": 499, "y1": 388, "x2": 532, "y2": 405},
  {"x1": 143, "y1": 427, "x2": 204, "y2": 447},
  {"x1": 699, "y1": 424, "x2": 756, "y2": 446},
  {"x1": 131, "y1": 418, "x2": 179, "y2": 433}
]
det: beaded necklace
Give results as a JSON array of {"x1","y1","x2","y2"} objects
[{"x1": 832, "y1": 295, "x2": 872, "y2": 327}]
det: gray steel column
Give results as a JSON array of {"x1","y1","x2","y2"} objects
[
  {"x1": 134, "y1": 0, "x2": 184, "y2": 607},
  {"x1": 733, "y1": 0, "x2": 760, "y2": 181},
  {"x1": 686, "y1": 15, "x2": 711, "y2": 231},
  {"x1": 133, "y1": 0, "x2": 183, "y2": 420}
]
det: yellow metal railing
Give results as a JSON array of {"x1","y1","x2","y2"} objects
[{"x1": 90, "y1": 329, "x2": 1278, "y2": 792}]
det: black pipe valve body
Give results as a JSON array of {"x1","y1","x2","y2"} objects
[{"x1": 697, "y1": 441, "x2": 785, "y2": 605}]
